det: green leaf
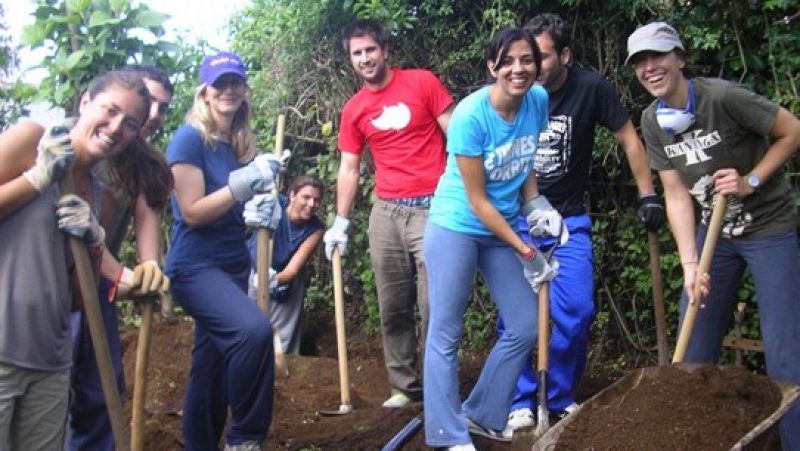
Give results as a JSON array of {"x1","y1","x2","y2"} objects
[
  {"x1": 20, "y1": 25, "x2": 47, "y2": 46},
  {"x1": 66, "y1": 0, "x2": 91, "y2": 14},
  {"x1": 88, "y1": 11, "x2": 122, "y2": 28},
  {"x1": 64, "y1": 50, "x2": 86, "y2": 70},
  {"x1": 133, "y1": 9, "x2": 170, "y2": 28}
]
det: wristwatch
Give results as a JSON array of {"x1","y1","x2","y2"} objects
[{"x1": 746, "y1": 173, "x2": 762, "y2": 190}]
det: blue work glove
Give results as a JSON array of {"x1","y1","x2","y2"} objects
[
  {"x1": 518, "y1": 247, "x2": 559, "y2": 293},
  {"x1": 55, "y1": 194, "x2": 105, "y2": 246},
  {"x1": 228, "y1": 153, "x2": 281, "y2": 202},
  {"x1": 243, "y1": 193, "x2": 281, "y2": 231},
  {"x1": 24, "y1": 124, "x2": 76, "y2": 191},
  {"x1": 637, "y1": 194, "x2": 665, "y2": 232},
  {"x1": 522, "y1": 195, "x2": 569, "y2": 245},
  {"x1": 323, "y1": 215, "x2": 350, "y2": 260}
]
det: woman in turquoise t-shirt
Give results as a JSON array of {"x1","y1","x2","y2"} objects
[{"x1": 423, "y1": 27, "x2": 558, "y2": 449}]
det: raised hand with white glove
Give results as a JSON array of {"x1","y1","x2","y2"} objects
[
  {"x1": 55, "y1": 194, "x2": 105, "y2": 246},
  {"x1": 243, "y1": 193, "x2": 281, "y2": 231},
  {"x1": 518, "y1": 246, "x2": 559, "y2": 293},
  {"x1": 323, "y1": 215, "x2": 350, "y2": 260},
  {"x1": 228, "y1": 153, "x2": 282, "y2": 202},
  {"x1": 111, "y1": 261, "x2": 170, "y2": 300},
  {"x1": 522, "y1": 195, "x2": 569, "y2": 245},
  {"x1": 24, "y1": 124, "x2": 76, "y2": 191}
]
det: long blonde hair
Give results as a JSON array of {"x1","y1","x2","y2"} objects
[{"x1": 185, "y1": 84, "x2": 256, "y2": 162}]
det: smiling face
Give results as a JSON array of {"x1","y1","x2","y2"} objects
[
  {"x1": 202, "y1": 73, "x2": 247, "y2": 119},
  {"x1": 348, "y1": 35, "x2": 390, "y2": 89},
  {"x1": 534, "y1": 31, "x2": 570, "y2": 93},
  {"x1": 488, "y1": 38, "x2": 538, "y2": 99},
  {"x1": 630, "y1": 50, "x2": 687, "y2": 106},
  {"x1": 288, "y1": 184, "x2": 322, "y2": 222},
  {"x1": 72, "y1": 84, "x2": 148, "y2": 163},
  {"x1": 139, "y1": 78, "x2": 172, "y2": 139}
]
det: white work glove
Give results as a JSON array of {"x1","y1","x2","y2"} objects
[
  {"x1": 249, "y1": 267, "x2": 279, "y2": 291},
  {"x1": 55, "y1": 194, "x2": 105, "y2": 246},
  {"x1": 113, "y1": 260, "x2": 170, "y2": 300},
  {"x1": 323, "y1": 215, "x2": 350, "y2": 260},
  {"x1": 243, "y1": 193, "x2": 281, "y2": 231},
  {"x1": 518, "y1": 247, "x2": 559, "y2": 293},
  {"x1": 24, "y1": 124, "x2": 76, "y2": 192},
  {"x1": 522, "y1": 195, "x2": 569, "y2": 245},
  {"x1": 228, "y1": 153, "x2": 281, "y2": 202}
]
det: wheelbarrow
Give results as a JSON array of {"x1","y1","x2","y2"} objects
[{"x1": 531, "y1": 364, "x2": 800, "y2": 451}]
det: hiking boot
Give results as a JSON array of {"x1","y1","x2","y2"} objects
[
  {"x1": 382, "y1": 392, "x2": 412, "y2": 408},
  {"x1": 507, "y1": 407, "x2": 536, "y2": 430},
  {"x1": 466, "y1": 417, "x2": 512, "y2": 442},
  {"x1": 223, "y1": 441, "x2": 263, "y2": 451}
]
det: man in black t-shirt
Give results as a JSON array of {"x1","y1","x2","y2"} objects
[{"x1": 502, "y1": 13, "x2": 664, "y2": 431}]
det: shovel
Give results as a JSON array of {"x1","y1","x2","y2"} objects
[
  {"x1": 319, "y1": 246, "x2": 353, "y2": 415},
  {"x1": 257, "y1": 114, "x2": 288, "y2": 378},
  {"x1": 131, "y1": 296, "x2": 156, "y2": 451},
  {"x1": 535, "y1": 243, "x2": 558, "y2": 437},
  {"x1": 672, "y1": 194, "x2": 728, "y2": 363},
  {"x1": 647, "y1": 232, "x2": 669, "y2": 366},
  {"x1": 60, "y1": 173, "x2": 130, "y2": 451}
]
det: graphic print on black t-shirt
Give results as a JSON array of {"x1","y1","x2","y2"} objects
[{"x1": 534, "y1": 115, "x2": 572, "y2": 178}]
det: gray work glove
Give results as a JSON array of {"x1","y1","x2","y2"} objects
[
  {"x1": 55, "y1": 194, "x2": 105, "y2": 246},
  {"x1": 249, "y1": 267, "x2": 279, "y2": 292},
  {"x1": 522, "y1": 195, "x2": 569, "y2": 245},
  {"x1": 24, "y1": 124, "x2": 76, "y2": 192},
  {"x1": 323, "y1": 215, "x2": 350, "y2": 260},
  {"x1": 228, "y1": 153, "x2": 282, "y2": 202},
  {"x1": 518, "y1": 247, "x2": 559, "y2": 293},
  {"x1": 243, "y1": 193, "x2": 281, "y2": 231}
]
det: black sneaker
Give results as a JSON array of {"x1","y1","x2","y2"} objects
[{"x1": 466, "y1": 418, "x2": 512, "y2": 442}]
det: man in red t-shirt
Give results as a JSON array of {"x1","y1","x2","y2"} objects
[{"x1": 324, "y1": 19, "x2": 454, "y2": 408}]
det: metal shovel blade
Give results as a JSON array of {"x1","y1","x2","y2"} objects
[{"x1": 318, "y1": 404, "x2": 354, "y2": 416}]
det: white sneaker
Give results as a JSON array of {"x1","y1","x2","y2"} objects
[
  {"x1": 557, "y1": 402, "x2": 580, "y2": 418},
  {"x1": 382, "y1": 392, "x2": 412, "y2": 408},
  {"x1": 224, "y1": 441, "x2": 262, "y2": 451},
  {"x1": 507, "y1": 407, "x2": 536, "y2": 430},
  {"x1": 448, "y1": 444, "x2": 477, "y2": 451}
]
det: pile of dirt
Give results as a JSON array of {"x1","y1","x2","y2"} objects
[{"x1": 552, "y1": 365, "x2": 783, "y2": 450}]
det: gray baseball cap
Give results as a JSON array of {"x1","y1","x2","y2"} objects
[{"x1": 625, "y1": 22, "x2": 684, "y2": 65}]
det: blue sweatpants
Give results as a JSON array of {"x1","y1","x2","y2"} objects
[
  {"x1": 423, "y1": 223, "x2": 538, "y2": 447},
  {"x1": 679, "y1": 229, "x2": 800, "y2": 451},
  {"x1": 170, "y1": 262, "x2": 274, "y2": 451},
  {"x1": 67, "y1": 279, "x2": 124, "y2": 451},
  {"x1": 499, "y1": 214, "x2": 594, "y2": 412}
]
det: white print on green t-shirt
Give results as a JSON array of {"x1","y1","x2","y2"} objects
[{"x1": 664, "y1": 129, "x2": 721, "y2": 165}]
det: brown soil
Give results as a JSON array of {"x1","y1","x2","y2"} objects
[{"x1": 553, "y1": 365, "x2": 782, "y2": 451}]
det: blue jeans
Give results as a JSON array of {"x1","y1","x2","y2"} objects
[
  {"x1": 170, "y1": 262, "x2": 274, "y2": 451},
  {"x1": 679, "y1": 229, "x2": 800, "y2": 451},
  {"x1": 67, "y1": 279, "x2": 124, "y2": 451},
  {"x1": 423, "y1": 223, "x2": 538, "y2": 447},
  {"x1": 499, "y1": 214, "x2": 594, "y2": 412}
]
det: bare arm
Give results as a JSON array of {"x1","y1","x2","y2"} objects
[
  {"x1": 335, "y1": 151, "x2": 361, "y2": 218},
  {"x1": 659, "y1": 168, "x2": 701, "y2": 302},
  {"x1": 133, "y1": 194, "x2": 161, "y2": 262},
  {"x1": 458, "y1": 155, "x2": 528, "y2": 254},
  {"x1": 614, "y1": 120, "x2": 655, "y2": 195},
  {"x1": 714, "y1": 107, "x2": 800, "y2": 196},
  {"x1": 0, "y1": 121, "x2": 45, "y2": 219},
  {"x1": 171, "y1": 163, "x2": 238, "y2": 228},
  {"x1": 276, "y1": 229, "x2": 323, "y2": 285},
  {"x1": 436, "y1": 104, "x2": 455, "y2": 135}
]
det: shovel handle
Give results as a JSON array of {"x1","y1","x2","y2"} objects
[
  {"x1": 332, "y1": 247, "x2": 351, "y2": 406},
  {"x1": 60, "y1": 174, "x2": 130, "y2": 451},
  {"x1": 672, "y1": 194, "x2": 728, "y2": 363},
  {"x1": 131, "y1": 299, "x2": 155, "y2": 451},
  {"x1": 648, "y1": 232, "x2": 669, "y2": 366}
]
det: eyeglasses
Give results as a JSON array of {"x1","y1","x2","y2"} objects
[{"x1": 211, "y1": 75, "x2": 245, "y2": 90}]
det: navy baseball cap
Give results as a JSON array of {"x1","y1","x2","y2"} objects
[{"x1": 199, "y1": 51, "x2": 247, "y2": 85}]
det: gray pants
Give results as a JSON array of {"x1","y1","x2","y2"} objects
[
  {"x1": 0, "y1": 363, "x2": 69, "y2": 451},
  {"x1": 367, "y1": 199, "x2": 429, "y2": 399},
  {"x1": 249, "y1": 271, "x2": 307, "y2": 355}
]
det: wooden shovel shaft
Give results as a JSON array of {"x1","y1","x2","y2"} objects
[
  {"x1": 648, "y1": 232, "x2": 669, "y2": 366},
  {"x1": 672, "y1": 195, "x2": 728, "y2": 363},
  {"x1": 536, "y1": 280, "x2": 550, "y2": 433},
  {"x1": 60, "y1": 176, "x2": 129, "y2": 451},
  {"x1": 332, "y1": 247, "x2": 351, "y2": 406},
  {"x1": 131, "y1": 300, "x2": 155, "y2": 451}
]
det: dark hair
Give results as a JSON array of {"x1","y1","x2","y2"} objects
[
  {"x1": 342, "y1": 19, "x2": 387, "y2": 54},
  {"x1": 485, "y1": 27, "x2": 541, "y2": 77},
  {"x1": 525, "y1": 13, "x2": 571, "y2": 54},
  {"x1": 289, "y1": 174, "x2": 324, "y2": 197},
  {"x1": 86, "y1": 70, "x2": 172, "y2": 210},
  {"x1": 124, "y1": 64, "x2": 174, "y2": 95}
]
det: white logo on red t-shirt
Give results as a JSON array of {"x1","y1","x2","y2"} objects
[{"x1": 371, "y1": 103, "x2": 411, "y2": 131}]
